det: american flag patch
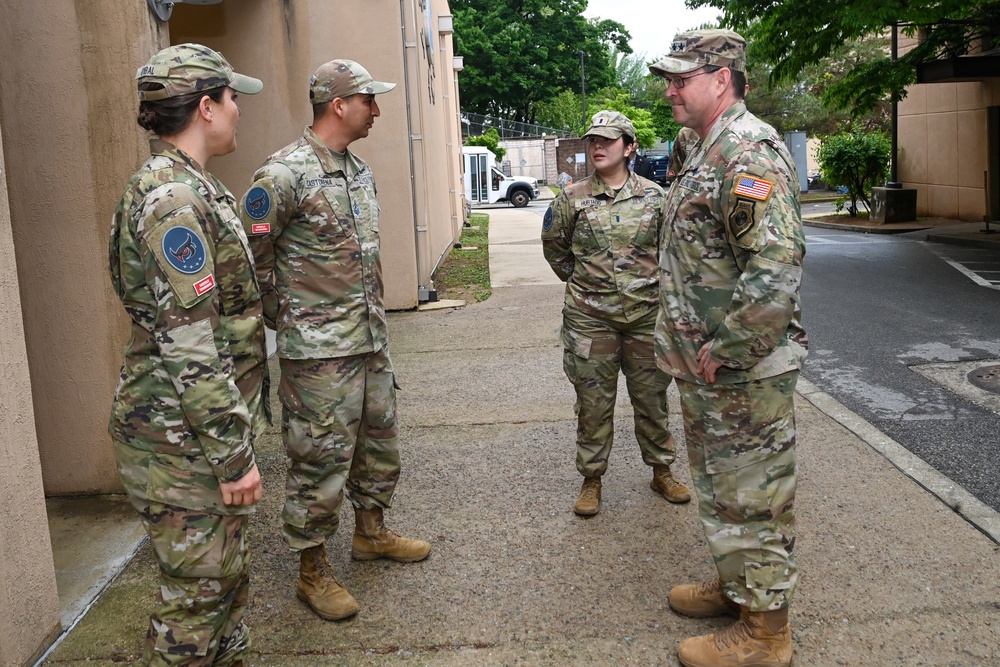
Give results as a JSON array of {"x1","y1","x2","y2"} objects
[
  {"x1": 733, "y1": 176, "x2": 773, "y2": 201},
  {"x1": 193, "y1": 274, "x2": 216, "y2": 296}
]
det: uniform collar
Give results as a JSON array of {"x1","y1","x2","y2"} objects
[
  {"x1": 148, "y1": 138, "x2": 221, "y2": 198},
  {"x1": 700, "y1": 101, "x2": 747, "y2": 151},
  {"x1": 682, "y1": 101, "x2": 747, "y2": 172},
  {"x1": 592, "y1": 169, "x2": 644, "y2": 201},
  {"x1": 304, "y1": 126, "x2": 363, "y2": 179}
]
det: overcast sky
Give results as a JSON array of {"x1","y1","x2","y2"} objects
[{"x1": 582, "y1": 0, "x2": 722, "y2": 62}]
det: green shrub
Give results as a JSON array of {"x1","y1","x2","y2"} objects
[{"x1": 817, "y1": 130, "x2": 891, "y2": 217}]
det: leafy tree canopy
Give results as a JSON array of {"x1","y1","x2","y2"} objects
[
  {"x1": 691, "y1": 0, "x2": 1000, "y2": 115},
  {"x1": 452, "y1": 0, "x2": 630, "y2": 123},
  {"x1": 745, "y1": 38, "x2": 891, "y2": 136},
  {"x1": 584, "y1": 89, "x2": 659, "y2": 148},
  {"x1": 465, "y1": 127, "x2": 507, "y2": 162}
]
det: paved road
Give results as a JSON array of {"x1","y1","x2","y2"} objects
[{"x1": 802, "y1": 226, "x2": 1000, "y2": 511}]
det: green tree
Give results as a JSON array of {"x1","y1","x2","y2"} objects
[
  {"x1": 691, "y1": 0, "x2": 1000, "y2": 116},
  {"x1": 452, "y1": 0, "x2": 630, "y2": 123},
  {"x1": 745, "y1": 38, "x2": 891, "y2": 135},
  {"x1": 817, "y1": 131, "x2": 891, "y2": 216},
  {"x1": 535, "y1": 89, "x2": 586, "y2": 132},
  {"x1": 464, "y1": 127, "x2": 507, "y2": 163}
]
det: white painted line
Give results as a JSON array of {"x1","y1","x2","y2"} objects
[
  {"x1": 922, "y1": 242, "x2": 1000, "y2": 291},
  {"x1": 797, "y1": 377, "x2": 1000, "y2": 545}
]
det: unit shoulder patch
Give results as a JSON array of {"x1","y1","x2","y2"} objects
[
  {"x1": 240, "y1": 180, "x2": 279, "y2": 237},
  {"x1": 728, "y1": 198, "x2": 756, "y2": 240},
  {"x1": 542, "y1": 207, "x2": 554, "y2": 232},
  {"x1": 145, "y1": 209, "x2": 217, "y2": 309}
]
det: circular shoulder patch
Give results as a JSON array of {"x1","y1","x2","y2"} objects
[
  {"x1": 542, "y1": 207, "x2": 554, "y2": 232},
  {"x1": 244, "y1": 186, "x2": 272, "y2": 220},
  {"x1": 161, "y1": 226, "x2": 207, "y2": 274}
]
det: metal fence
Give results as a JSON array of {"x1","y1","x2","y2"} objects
[{"x1": 462, "y1": 112, "x2": 575, "y2": 139}]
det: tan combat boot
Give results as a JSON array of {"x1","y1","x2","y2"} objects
[
  {"x1": 574, "y1": 476, "x2": 602, "y2": 516},
  {"x1": 650, "y1": 464, "x2": 691, "y2": 503},
  {"x1": 677, "y1": 607, "x2": 792, "y2": 667},
  {"x1": 296, "y1": 544, "x2": 359, "y2": 621},
  {"x1": 351, "y1": 507, "x2": 431, "y2": 562},
  {"x1": 669, "y1": 579, "x2": 740, "y2": 618}
]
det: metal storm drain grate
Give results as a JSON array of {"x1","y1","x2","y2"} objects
[{"x1": 967, "y1": 364, "x2": 1000, "y2": 394}]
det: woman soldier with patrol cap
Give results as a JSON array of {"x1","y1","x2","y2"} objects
[
  {"x1": 541, "y1": 110, "x2": 691, "y2": 517},
  {"x1": 108, "y1": 44, "x2": 266, "y2": 666}
]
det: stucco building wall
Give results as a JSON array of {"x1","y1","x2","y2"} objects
[
  {"x1": 0, "y1": 118, "x2": 62, "y2": 667},
  {"x1": 0, "y1": 0, "x2": 161, "y2": 496}
]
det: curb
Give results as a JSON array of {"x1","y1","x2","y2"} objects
[{"x1": 797, "y1": 378, "x2": 1000, "y2": 545}]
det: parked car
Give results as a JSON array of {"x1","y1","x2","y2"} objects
[
  {"x1": 634, "y1": 153, "x2": 670, "y2": 185},
  {"x1": 646, "y1": 154, "x2": 670, "y2": 185}
]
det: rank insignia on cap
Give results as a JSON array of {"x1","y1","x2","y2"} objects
[
  {"x1": 251, "y1": 222, "x2": 271, "y2": 235},
  {"x1": 162, "y1": 226, "x2": 207, "y2": 274},
  {"x1": 244, "y1": 186, "x2": 271, "y2": 220},
  {"x1": 729, "y1": 199, "x2": 756, "y2": 239},
  {"x1": 193, "y1": 274, "x2": 216, "y2": 296},
  {"x1": 733, "y1": 175, "x2": 773, "y2": 201}
]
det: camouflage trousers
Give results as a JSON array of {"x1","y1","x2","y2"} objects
[
  {"x1": 278, "y1": 348, "x2": 400, "y2": 551},
  {"x1": 676, "y1": 370, "x2": 799, "y2": 612},
  {"x1": 138, "y1": 502, "x2": 251, "y2": 666},
  {"x1": 562, "y1": 307, "x2": 676, "y2": 477}
]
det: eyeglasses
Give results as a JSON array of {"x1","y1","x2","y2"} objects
[{"x1": 665, "y1": 69, "x2": 712, "y2": 89}]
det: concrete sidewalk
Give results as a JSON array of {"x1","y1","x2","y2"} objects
[{"x1": 43, "y1": 207, "x2": 1000, "y2": 665}]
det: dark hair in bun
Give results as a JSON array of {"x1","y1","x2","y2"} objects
[{"x1": 136, "y1": 83, "x2": 226, "y2": 136}]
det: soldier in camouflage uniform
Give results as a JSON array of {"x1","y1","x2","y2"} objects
[
  {"x1": 240, "y1": 59, "x2": 430, "y2": 622},
  {"x1": 109, "y1": 44, "x2": 265, "y2": 666},
  {"x1": 541, "y1": 110, "x2": 691, "y2": 517},
  {"x1": 649, "y1": 30, "x2": 807, "y2": 667}
]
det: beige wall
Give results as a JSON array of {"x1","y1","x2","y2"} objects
[
  {"x1": 898, "y1": 80, "x2": 997, "y2": 221},
  {"x1": 0, "y1": 0, "x2": 162, "y2": 494},
  {"x1": 0, "y1": 113, "x2": 62, "y2": 667},
  {"x1": 897, "y1": 34, "x2": 1000, "y2": 221},
  {"x1": 170, "y1": 0, "x2": 462, "y2": 309}
]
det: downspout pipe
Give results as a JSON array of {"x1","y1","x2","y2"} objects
[{"x1": 399, "y1": 0, "x2": 433, "y2": 301}]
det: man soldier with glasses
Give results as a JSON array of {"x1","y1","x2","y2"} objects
[{"x1": 649, "y1": 30, "x2": 808, "y2": 667}]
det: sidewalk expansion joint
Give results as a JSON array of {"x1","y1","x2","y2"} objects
[{"x1": 797, "y1": 377, "x2": 1000, "y2": 546}]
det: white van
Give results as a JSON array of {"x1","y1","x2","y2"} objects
[{"x1": 462, "y1": 145, "x2": 539, "y2": 208}]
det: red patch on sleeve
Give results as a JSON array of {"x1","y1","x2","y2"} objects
[
  {"x1": 251, "y1": 223, "x2": 271, "y2": 235},
  {"x1": 193, "y1": 274, "x2": 216, "y2": 296}
]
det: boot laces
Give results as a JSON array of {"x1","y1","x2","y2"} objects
[
  {"x1": 714, "y1": 617, "x2": 754, "y2": 650},
  {"x1": 697, "y1": 579, "x2": 723, "y2": 597},
  {"x1": 310, "y1": 548, "x2": 335, "y2": 580},
  {"x1": 580, "y1": 478, "x2": 600, "y2": 499}
]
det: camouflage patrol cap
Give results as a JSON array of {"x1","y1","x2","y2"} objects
[
  {"x1": 136, "y1": 43, "x2": 263, "y2": 102},
  {"x1": 582, "y1": 110, "x2": 636, "y2": 141},
  {"x1": 309, "y1": 60, "x2": 396, "y2": 104},
  {"x1": 649, "y1": 29, "x2": 747, "y2": 76}
]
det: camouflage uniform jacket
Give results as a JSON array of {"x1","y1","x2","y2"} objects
[
  {"x1": 108, "y1": 139, "x2": 266, "y2": 515},
  {"x1": 542, "y1": 170, "x2": 665, "y2": 323},
  {"x1": 241, "y1": 127, "x2": 386, "y2": 360},
  {"x1": 656, "y1": 102, "x2": 808, "y2": 384}
]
